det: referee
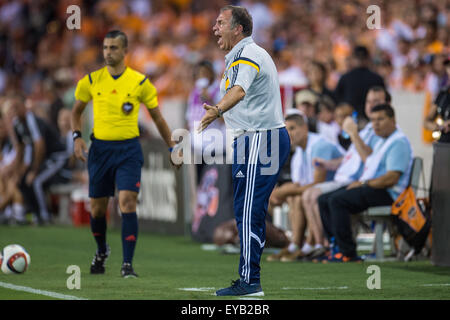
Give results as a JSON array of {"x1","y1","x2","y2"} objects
[
  {"x1": 71, "y1": 30, "x2": 179, "y2": 278},
  {"x1": 200, "y1": 6, "x2": 290, "y2": 296}
]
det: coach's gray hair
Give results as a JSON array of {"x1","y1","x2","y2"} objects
[{"x1": 220, "y1": 5, "x2": 253, "y2": 37}]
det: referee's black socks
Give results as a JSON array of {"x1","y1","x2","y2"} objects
[
  {"x1": 121, "y1": 212, "x2": 138, "y2": 264},
  {"x1": 90, "y1": 215, "x2": 107, "y2": 254}
]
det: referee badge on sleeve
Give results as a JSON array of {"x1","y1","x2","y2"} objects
[{"x1": 122, "y1": 102, "x2": 134, "y2": 115}]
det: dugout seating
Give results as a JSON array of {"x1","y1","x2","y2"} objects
[{"x1": 272, "y1": 156, "x2": 424, "y2": 261}]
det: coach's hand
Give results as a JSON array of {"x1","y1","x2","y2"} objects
[
  {"x1": 74, "y1": 138, "x2": 88, "y2": 162},
  {"x1": 198, "y1": 103, "x2": 219, "y2": 132}
]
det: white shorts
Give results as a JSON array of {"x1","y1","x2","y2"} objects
[{"x1": 314, "y1": 181, "x2": 349, "y2": 194}]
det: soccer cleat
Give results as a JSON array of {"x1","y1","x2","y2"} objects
[
  {"x1": 311, "y1": 250, "x2": 332, "y2": 263},
  {"x1": 312, "y1": 240, "x2": 339, "y2": 263},
  {"x1": 121, "y1": 263, "x2": 138, "y2": 278},
  {"x1": 90, "y1": 245, "x2": 110, "y2": 274},
  {"x1": 322, "y1": 252, "x2": 363, "y2": 263},
  {"x1": 280, "y1": 249, "x2": 309, "y2": 262},
  {"x1": 215, "y1": 279, "x2": 264, "y2": 296},
  {"x1": 304, "y1": 246, "x2": 328, "y2": 261},
  {"x1": 266, "y1": 247, "x2": 290, "y2": 261}
]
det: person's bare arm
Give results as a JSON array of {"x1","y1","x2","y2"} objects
[
  {"x1": 147, "y1": 106, "x2": 181, "y2": 169},
  {"x1": 198, "y1": 85, "x2": 245, "y2": 132},
  {"x1": 424, "y1": 103, "x2": 439, "y2": 131},
  {"x1": 343, "y1": 116, "x2": 372, "y2": 161},
  {"x1": 71, "y1": 100, "x2": 88, "y2": 162},
  {"x1": 7, "y1": 130, "x2": 24, "y2": 176},
  {"x1": 347, "y1": 171, "x2": 402, "y2": 189},
  {"x1": 147, "y1": 106, "x2": 176, "y2": 150}
]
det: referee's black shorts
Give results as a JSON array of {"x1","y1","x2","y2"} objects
[{"x1": 88, "y1": 135, "x2": 143, "y2": 198}]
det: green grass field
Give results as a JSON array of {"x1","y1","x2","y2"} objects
[{"x1": 0, "y1": 225, "x2": 449, "y2": 300}]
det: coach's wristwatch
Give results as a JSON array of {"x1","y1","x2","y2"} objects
[
  {"x1": 215, "y1": 105, "x2": 224, "y2": 118},
  {"x1": 361, "y1": 180, "x2": 369, "y2": 186},
  {"x1": 73, "y1": 130, "x2": 82, "y2": 141}
]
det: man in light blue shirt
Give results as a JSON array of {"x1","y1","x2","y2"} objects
[
  {"x1": 318, "y1": 104, "x2": 413, "y2": 262},
  {"x1": 299, "y1": 86, "x2": 390, "y2": 259},
  {"x1": 370, "y1": 138, "x2": 411, "y2": 200}
]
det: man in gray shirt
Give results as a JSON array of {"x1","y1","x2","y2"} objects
[{"x1": 199, "y1": 5, "x2": 290, "y2": 296}]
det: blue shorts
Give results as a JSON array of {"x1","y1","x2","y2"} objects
[{"x1": 87, "y1": 136, "x2": 143, "y2": 198}]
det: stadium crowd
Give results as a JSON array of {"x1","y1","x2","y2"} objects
[
  {"x1": 0, "y1": 0, "x2": 449, "y2": 103},
  {"x1": 0, "y1": 0, "x2": 449, "y2": 264}
]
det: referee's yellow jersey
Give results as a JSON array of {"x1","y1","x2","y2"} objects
[{"x1": 75, "y1": 66, "x2": 158, "y2": 141}]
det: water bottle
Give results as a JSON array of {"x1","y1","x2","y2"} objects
[
  {"x1": 352, "y1": 111, "x2": 358, "y2": 123},
  {"x1": 341, "y1": 111, "x2": 358, "y2": 139}
]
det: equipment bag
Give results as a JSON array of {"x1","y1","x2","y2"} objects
[{"x1": 391, "y1": 186, "x2": 431, "y2": 254}]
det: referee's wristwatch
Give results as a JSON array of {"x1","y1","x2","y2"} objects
[
  {"x1": 361, "y1": 180, "x2": 369, "y2": 186},
  {"x1": 73, "y1": 130, "x2": 82, "y2": 141}
]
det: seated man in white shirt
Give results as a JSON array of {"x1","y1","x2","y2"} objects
[
  {"x1": 299, "y1": 86, "x2": 390, "y2": 259},
  {"x1": 318, "y1": 104, "x2": 413, "y2": 262},
  {"x1": 267, "y1": 112, "x2": 342, "y2": 262}
]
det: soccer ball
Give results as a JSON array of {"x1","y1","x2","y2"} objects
[{"x1": 1, "y1": 244, "x2": 31, "y2": 274}]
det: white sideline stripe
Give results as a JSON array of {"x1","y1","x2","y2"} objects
[
  {"x1": 0, "y1": 281, "x2": 88, "y2": 300},
  {"x1": 282, "y1": 286, "x2": 349, "y2": 290},
  {"x1": 178, "y1": 287, "x2": 215, "y2": 292},
  {"x1": 421, "y1": 283, "x2": 450, "y2": 287}
]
